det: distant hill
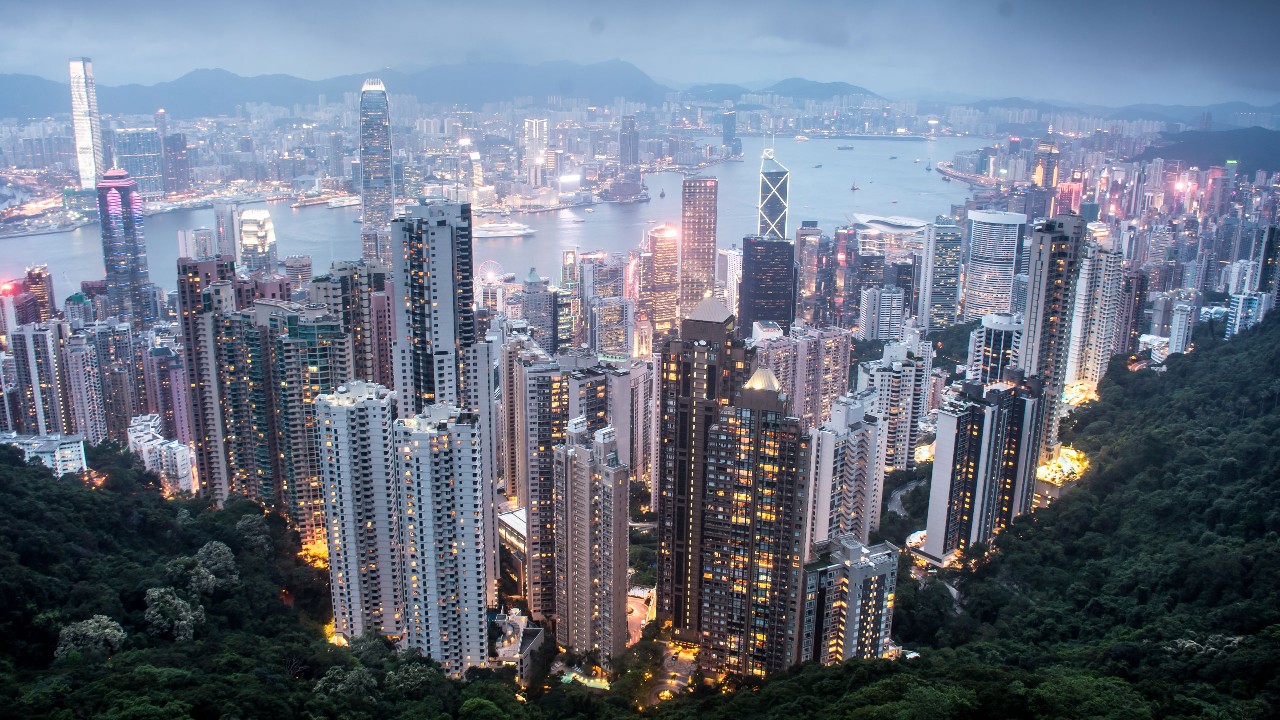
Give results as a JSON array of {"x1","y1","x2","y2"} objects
[
  {"x1": 0, "y1": 60, "x2": 673, "y2": 118},
  {"x1": 760, "y1": 77, "x2": 881, "y2": 100},
  {"x1": 1134, "y1": 126, "x2": 1280, "y2": 174},
  {"x1": 682, "y1": 83, "x2": 751, "y2": 103}
]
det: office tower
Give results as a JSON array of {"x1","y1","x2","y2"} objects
[
  {"x1": 98, "y1": 170, "x2": 155, "y2": 325},
  {"x1": 308, "y1": 260, "x2": 392, "y2": 386},
  {"x1": 519, "y1": 269, "x2": 560, "y2": 354},
  {"x1": 178, "y1": 228, "x2": 216, "y2": 259},
  {"x1": 177, "y1": 256, "x2": 237, "y2": 500},
  {"x1": 1032, "y1": 138, "x2": 1061, "y2": 190},
  {"x1": 163, "y1": 133, "x2": 191, "y2": 195},
  {"x1": 680, "y1": 177, "x2": 718, "y2": 313},
  {"x1": 359, "y1": 79, "x2": 394, "y2": 262},
  {"x1": 9, "y1": 322, "x2": 71, "y2": 436},
  {"x1": 799, "y1": 536, "x2": 897, "y2": 663},
  {"x1": 618, "y1": 115, "x2": 639, "y2": 166},
  {"x1": 396, "y1": 404, "x2": 489, "y2": 677},
  {"x1": 1010, "y1": 273, "x2": 1030, "y2": 316},
  {"x1": 698, "y1": 368, "x2": 810, "y2": 678},
  {"x1": 796, "y1": 223, "x2": 838, "y2": 326},
  {"x1": 1226, "y1": 292, "x2": 1267, "y2": 338},
  {"x1": 919, "y1": 218, "x2": 962, "y2": 328},
  {"x1": 758, "y1": 149, "x2": 789, "y2": 239},
  {"x1": 737, "y1": 235, "x2": 797, "y2": 336},
  {"x1": 113, "y1": 129, "x2": 164, "y2": 200},
  {"x1": 919, "y1": 377, "x2": 1044, "y2": 566},
  {"x1": 753, "y1": 324, "x2": 852, "y2": 430},
  {"x1": 1065, "y1": 233, "x2": 1124, "y2": 391},
  {"x1": 721, "y1": 110, "x2": 737, "y2": 148},
  {"x1": 62, "y1": 335, "x2": 107, "y2": 446},
  {"x1": 808, "y1": 395, "x2": 883, "y2": 546},
  {"x1": 718, "y1": 245, "x2": 743, "y2": 316},
  {"x1": 963, "y1": 211, "x2": 1027, "y2": 320},
  {"x1": 553, "y1": 421, "x2": 629, "y2": 662},
  {"x1": 237, "y1": 209, "x2": 277, "y2": 276},
  {"x1": 1169, "y1": 303, "x2": 1194, "y2": 353},
  {"x1": 24, "y1": 265, "x2": 56, "y2": 323},
  {"x1": 69, "y1": 58, "x2": 103, "y2": 191},
  {"x1": 316, "y1": 382, "x2": 401, "y2": 643},
  {"x1": 212, "y1": 201, "x2": 241, "y2": 258},
  {"x1": 1019, "y1": 215, "x2": 1086, "y2": 460},
  {"x1": 282, "y1": 255, "x2": 312, "y2": 288},
  {"x1": 656, "y1": 299, "x2": 753, "y2": 644},
  {"x1": 858, "y1": 342, "x2": 927, "y2": 472},
  {"x1": 588, "y1": 297, "x2": 632, "y2": 358},
  {"x1": 967, "y1": 313, "x2": 1022, "y2": 385},
  {"x1": 640, "y1": 225, "x2": 681, "y2": 337},
  {"x1": 857, "y1": 285, "x2": 905, "y2": 342}
]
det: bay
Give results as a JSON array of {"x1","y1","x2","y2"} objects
[{"x1": 0, "y1": 135, "x2": 986, "y2": 297}]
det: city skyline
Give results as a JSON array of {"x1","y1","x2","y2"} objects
[{"x1": 2, "y1": 1, "x2": 1279, "y2": 107}]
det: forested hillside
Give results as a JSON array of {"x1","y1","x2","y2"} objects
[{"x1": 3, "y1": 316, "x2": 1279, "y2": 718}]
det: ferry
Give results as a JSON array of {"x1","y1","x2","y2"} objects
[
  {"x1": 327, "y1": 196, "x2": 361, "y2": 208},
  {"x1": 474, "y1": 221, "x2": 536, "y2": 239},
  {"x1": 889, "y1": 155, "x2": 898, "y2": 160},
  {"x1": 837, "y1": 145, "x2": 855, "y2": 150},
  {"x1": 813, "y1": 164, "x2": 823, "y2": 169},
  {"x1": 794, "y1": 135, "x2": 810, "y2": 141}
]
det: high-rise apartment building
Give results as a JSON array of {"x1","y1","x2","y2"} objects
[
  {"x1": 316, "y1": 382, "x2": 401, "y2": 643},
  {"x1": 9, "y1": 322, "x2": 71, "y2": 436},
  {"x1": 176, "y1": 256, "x2": 236, "y2": 501},
  {"x1": 857, "y1": 342, "x2": 927, "y2": 472},
  {"x1": 737, "y1": 235, "x2": 797, "y2": 336},
  {"x1": 237, "y1": 209, "x2": 278, "y2": 276},
  {"x1": 1065, "y1": 232, "x2": 1124, "y2": 391},
  {"x1": 798, "y1": 536, "x2": 897, "y2": 663},
  {"x1": 919, "y1": 377, "x2": 1044, "y2": 566},
  {"x1": 718, "y1": 245, "x2": 743, "y2": 316},
  {"x1": 856, "y1": 285, "x2": 905, "y2": 342},
  {"x1": 308, "y1": 260, "x2": 393, "y2": 387},
  {"x1": 656, "y1": 299, "x2": 753, "y2": 644},
  {"x1": 680, "y1": 177, "x2": 718, "y2": 313},
  {"x1": 69, "y1": 58, "x2": 103, "y2": 191},
  {"x1": 919, "y1": 218, "x2": 962, "y2": 328},
  {"x1": 795, "y1": 223, "x2": 838, "y2": 326},
  {"x1": 967, "y1": 313, "x2": 1022, "y2": 385},
  {"x1": 758, "y1": 149, "x2": 789, "y2": 239},
  {"x1": 808, "y1": 394, "x2": 883, "y2": 545},
  {"x1": 553, "y1": 421, "x2": 629, "y2": 662},
  {"x1": 698, "y1": 368, "x2": 810, "y2": 678},
  {"x1": 1168, "y1": 303, "x2": 1194, "y2": 354},
  {"x1": 212, "y1": 201, "x2": 241, "y2": 258},
  {"x1": 639, "y1": 225, "x2": 681, "y2": 337},
  {"x1": 1019, "y1": 215, "x2": 1085, "y2": 460},
  {"x1": 359, "y1": 79, "x2": 394, "y2": 262},
  {"x1": 23, "y1": 265, "x2": 56, "y2": 323},
  {"x1": 752, "y1": 324, "x2": 852, "y2": 430},
  {"x1": 396, "y1": 404, "x2": 489, "y2": 677},
  {"x1": 98, "y1": 170, "x2": 155, "y2": 325},
  {"x1": 63, "y1": 334, "x2": 107, "y2": 446},
  {"x1": 963, "y1": 211, "x2": 1027, "y2": 320}
]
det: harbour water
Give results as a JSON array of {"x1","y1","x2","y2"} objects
[{"x1": 0, "y1": 135, "x2": 987, "y2": 295}]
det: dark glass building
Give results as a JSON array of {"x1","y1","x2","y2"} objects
[
  {"x1": 98, "y1": 169, "x2": 155, "y2": 325},
  {"x1": 758, "y1": 149, "x2": 789, "y2": 239},
  {"x1": 737, "y1": 236, "x2": 797, "y2": 336}
]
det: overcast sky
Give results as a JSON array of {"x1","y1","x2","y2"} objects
[{"x1": 2, "y1": 0, "x2": 1278, "y2": 107}]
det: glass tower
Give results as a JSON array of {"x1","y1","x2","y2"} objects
[
  {"x1": 97, "y1": 169, "x2": 154, "y2": 324},
  {"x1": 69, "y1": 57, "x2": 103, "y2": 191},
  {"x1": 113, "y1": 128, "x2": 165, "y2": 200},
  {"x1": 359, "y1": 79, "x2": 394, "y2": 262},
  {"x1": 758, "y1": 149, "x2": 789, "y2": 239}
]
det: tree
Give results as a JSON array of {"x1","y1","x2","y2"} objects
[
  {"x1": 143, "y1": 587, "x2": 205, "y2": 642},
  {"x1": 54, "y1": 615, "x2": 126, "y2": 659}
]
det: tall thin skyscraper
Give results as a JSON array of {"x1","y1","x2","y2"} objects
[
  {"x1": 737, "y1": 235, "x2": 797, "y2": 336},
  {"x1": 618, "y1": 115, "x2": 639, "y2": 167},
  {"x1": 808, "y1": 394, "x2": 882, "y2": 545},
  {"x1": 98, "y1": 170, "x2": 154, "y2": 325},
  {"x1": 177, "y1": 255, "x2": 236, "y2": 501},
  {"x1": 758, "y1": 149, "x2": 789, "y2": 239},
  {"x1": 919, "y1": 218, "x2": 962, "y2": 328},
  {"x1": 24, "y1": 265, "x2": 56, "y2": 323},
  {"x1": 359, "y1": 79, "x2": 394, "y2": 263},
  {"x1": 237, "y1": 209, "x2": 278, "y2": 276},
  {"x1": 640, "y1": 225, "x2": 681, "y2": 336},
  {"x1": 963, "y1": 211, "x2": 1027, "y2": 320},
  {"x1": 69, "y1": 58, "x2": 103, "y2": 191},
  {"x1": 1019, "y1": 215, "x2": 1085, "y2": 460},
  {"x1": 680, "y1": 177, "x2": 718, "y2": 313}
]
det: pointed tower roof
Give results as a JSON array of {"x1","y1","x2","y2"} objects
[
  {"x1": 685, "y1": 297, "x2": 732, "y2": 324},
  {"x1": 744, "y1": 367, "x2": 782, "y2": 393}
]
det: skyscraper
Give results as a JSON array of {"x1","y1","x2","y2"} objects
[
  {"x1": 1065, "y1": 229, "x2": 1124, "y2": 392},
  {"x1": 919, "y1": 218, "x2": 962, "y2": 328},
  {"x1": 64, "y1": 335, "x2": 107, "y2": 446},
  {"x1": 919, "y1": 377, "x2": 1044, "y2": 566},
  {"x1": 758, "y1": 149, "x2": 789, "y2": 239},
  {"x1": 640, "y1": 225, "x2": 681, "y2": 337},
  {"x1": 737, "y1": 235, "x2": 797, "y2": 336},
  {"x1": 98, "y1": 169, "x2": 155, "y2": 325},
  {"x1": 553, "y1": 421, "x2": 629, "y2": 662},
  {"x1": 967, "y1": 313, "x2": 1022, "y2": 385},
  {"x1": 69, "y1": 58, "x2": 103, "y2": 191},
  {"x1": 808, "y1": 394, "x2": 883, "y2": 545},
  {"x1": 799, "y1": 536, "x2": 897, "y2": 663},
  {"x1": 698, "y1": 368, "x2": 810, "y2": 678},
  {"x1": 656, "y1": 299, "x2": 753, "y2": 645},
  {"x1": 359, "y1": 79, "x2": 394, "y2": 262},
  {"x1": 316, "y1": 382, "x2": 401, "y2": 643},
  {"x1": 176, "y1": 255, "x2": 236, "y2": 501},
  {"x1": 9, "y1": 322, "x2": 71, "y2": 436},
  {"x1": 857, "y1": 285, "x2": 906, "y2": 342},
  {"x1": 1169, "y1": 303, "x2": 1194, "y2": 354},
  {"x1": 113, "y1": 129, "x2": 164, "y2": 200},
  {"x1": 680, "y1": 177, "x2": 718, "y2": 313},
  {"x1": 618, "y1": 115, "x2": 639, "y2": 167},
  {"x1": 307, "y1": 260, "x2": 391, "y2": 386},
  {"x1": 1019, "y1": 215, "x2": 1085, "y2": 460},
  {"x1": 858, "y1": 342, "x2": 927, "y2": 472},
  {"x1": 963, "y1": 211, "x2": 1027, "y2": 320},
  {"x1": 212, "y1": 201, "x2": 241, "y2": 258},
  {"x1": 795, "y1": 223, "x2": 838, "y2": 326},
  {"x1": 753, "y1": 324, "x2": 852, "y2": 430},
  {"x1": 23, "y1": 265, "x2": 56, "y2": 323},
  {"x1": 163, "y1": 133, "x2": 192, "y2": 195},
  {"x1": 237, "y1": 209, "x2": 278, "y2": 276},
  {"x1": 396, "y1": 404, "x2": 489, "y2": 677}
]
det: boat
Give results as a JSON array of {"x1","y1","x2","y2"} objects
[
  {"x1": 850, "y1": 182, "x2": 860, "y2": 192},
  {"x1": 327, "y1": 196, "x2": 361, "y2": 208},
  {"x1": 914, "y1": 158, "x2": 921, "y2": 163},
  {"x1": 646, "y1": 219, "x2": 657, "y2": 224},
  {"x1": 837, "y1": 145, "x2": 855, "y2": 150},
  {"x1": 794, "y1": 135, "x2": 810, "y2": 141},
  {"x1": 571, "y1": 219, "x2": 585, "y2": 223},
  {"x1": 925, "y1": 160, "x2": 933, "y2": 172},
  {"x1": 889, "y1": 155, "x2": 898, "y2": 160},
  {"x1": 585, "y1": 207, "x2": 595, "y2": 213},
  {"x1": 813, "y1": 164, "x2": 823, "y2": 169},
  {"x1": 473, "y1": 221, "x2": 536, "y2": 239},
  {"x1": 943, "y1": 176, "x2": 953, "y2": 182},
  {"x1": 659, "y1": 189, "x2": 666, "y2": 199}
]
